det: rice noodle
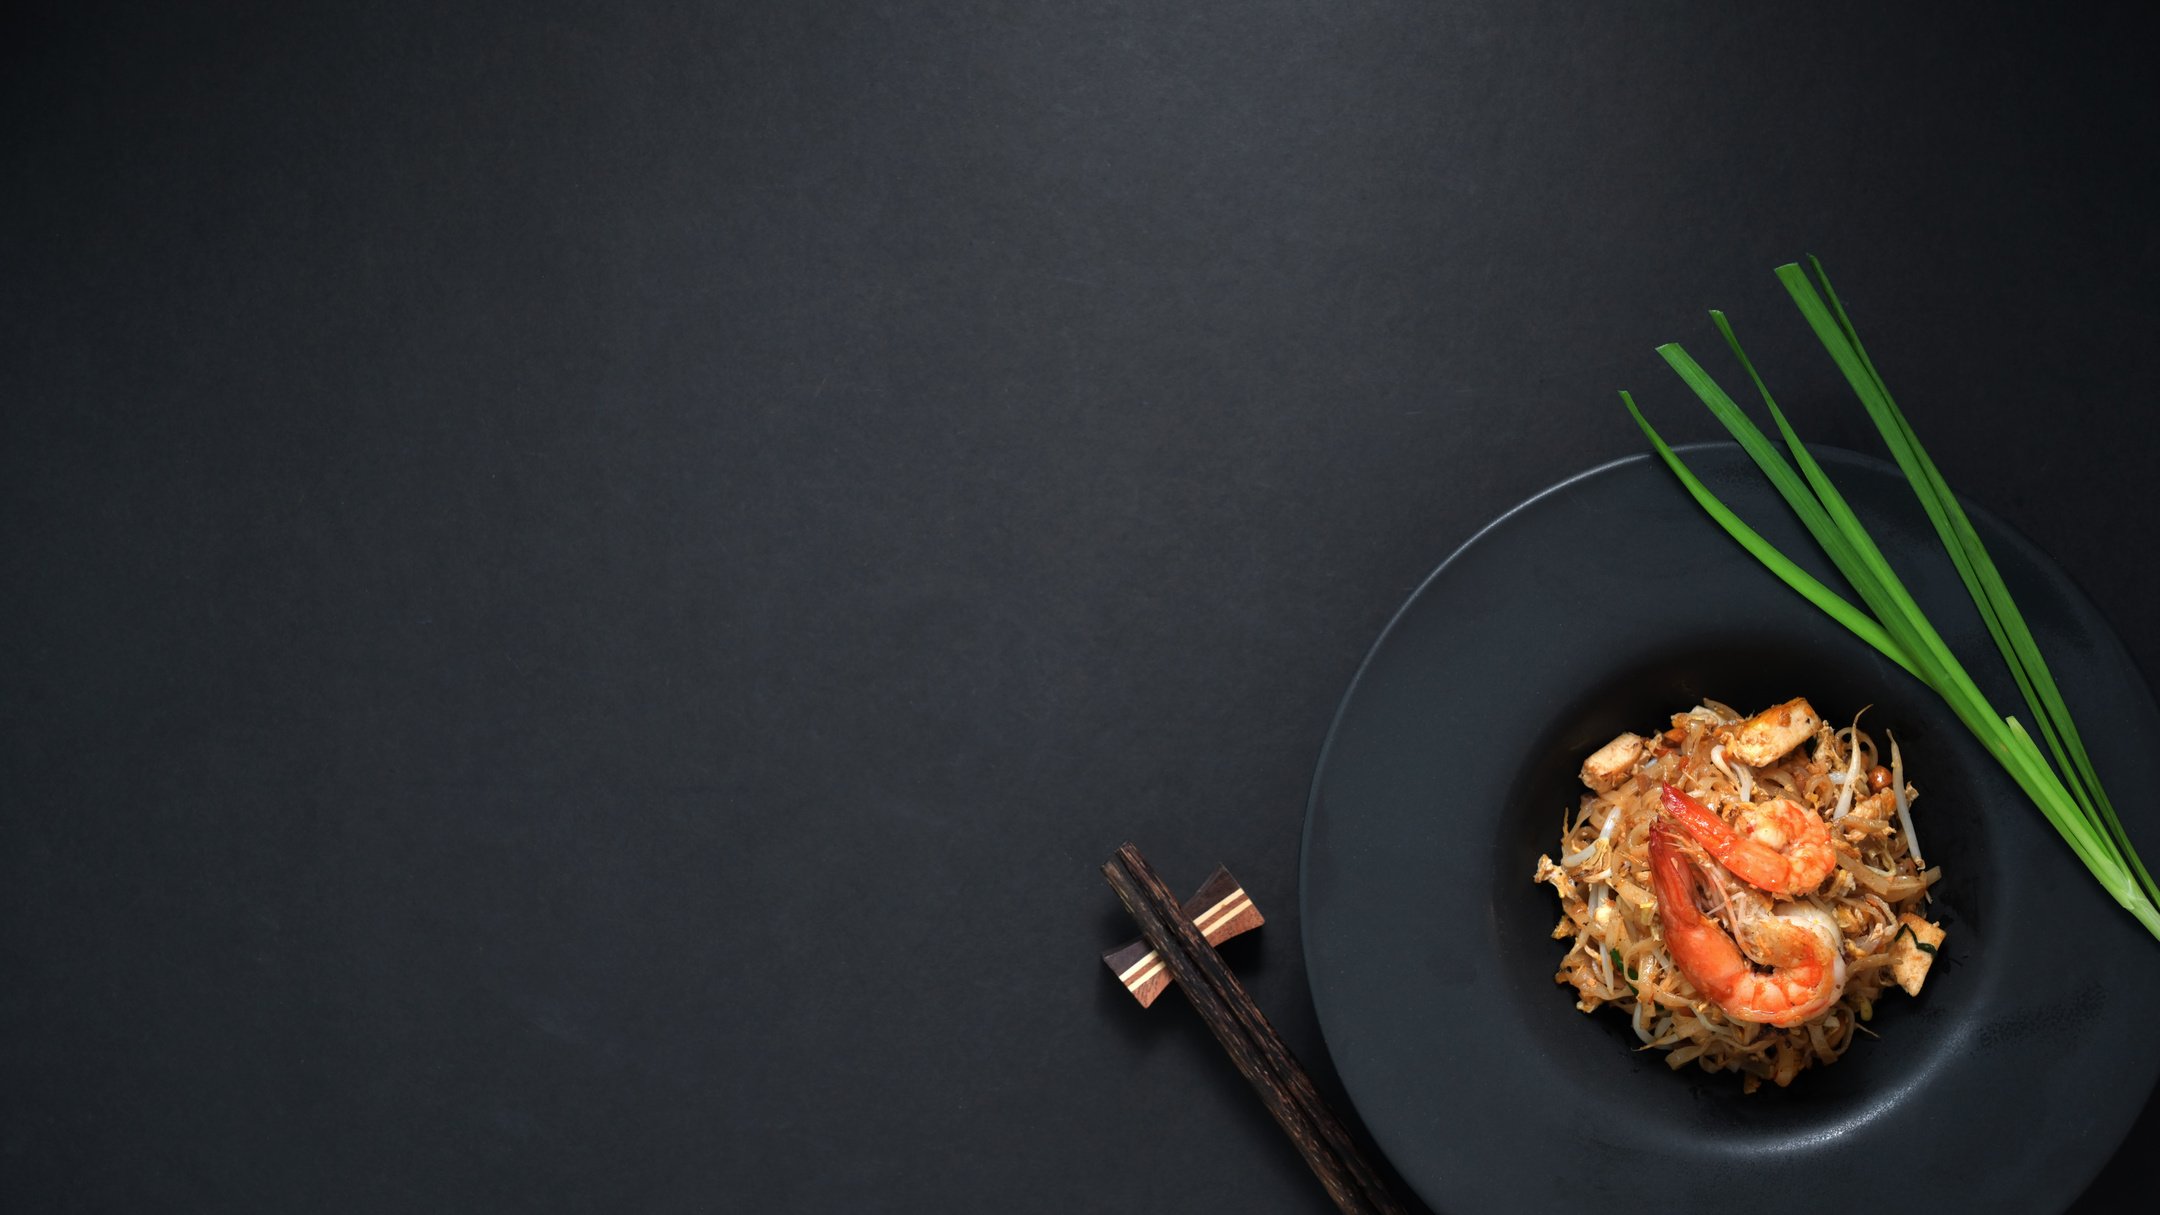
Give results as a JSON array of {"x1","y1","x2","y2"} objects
[
  {"x1": 1534, "y1": 699, "x2": 1944, "y2": 1091},
  {"x1": 1559, "y1": 805, "x2": 1620, "y2": 867},
  {"x1": 1836, "y1": 852, "x2": 1934, "y2": 900}
]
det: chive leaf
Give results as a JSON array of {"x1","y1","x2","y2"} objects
[{"x1": 1626, "y1": 262, "x2": 2160, "y2": 943}]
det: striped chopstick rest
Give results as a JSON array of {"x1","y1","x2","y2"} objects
[{"x1": 1100, "y1": 866, "x2": 1263, "y2": 1006}]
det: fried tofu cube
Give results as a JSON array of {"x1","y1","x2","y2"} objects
[
  {"x1": 1890, "y1": 913, "x2": 1946, "y2": 996},
  {"x1": 1727, "y1": 698, "x2": 1822, "y2": 767},
  {"x1": 1580, "y1": 732, "x2": 1647, "y2": 790}
]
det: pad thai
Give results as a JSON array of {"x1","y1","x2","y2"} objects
[{"x1": 1534, "y1": 697, "x2": 1945, "y2": 1090}]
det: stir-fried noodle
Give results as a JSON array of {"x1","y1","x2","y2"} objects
[{"x1": 1535, "y1": 698, "x2": 1945, "y2": 1091}]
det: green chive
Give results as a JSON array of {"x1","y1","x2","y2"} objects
[
  {"x1": 1621, "y1": 392, "x2": 1916, "y2": 675},
  {"x1": 1781, "y1": 260, "x2": 2160, "y2": 913},
  {"x1": 1625, "y1": 262, "x2": 2160, "y2": 943}
]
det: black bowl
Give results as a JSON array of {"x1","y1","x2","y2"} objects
[{"x1": 1301, "y1": 445, "x2": 2160, "y2": 1215}]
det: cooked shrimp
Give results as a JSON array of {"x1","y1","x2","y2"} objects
[
  {"x1": 1658, "y1": 784, "x2": 1836, "y2": 896},
  {"x1": 1649, "y1": 821, "x2": 1846, "y2": 1027}
]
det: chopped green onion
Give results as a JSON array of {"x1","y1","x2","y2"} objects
[{"x1": 1623, "y1": 260, "x2": 2160, "y2": 943}]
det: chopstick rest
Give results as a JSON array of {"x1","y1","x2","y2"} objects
[
  {"x1": 1101, "y1": 843, "x2": 1406, "y2": 1215},
  {"x1": 1099, "y1": 865, "x2": 1264, "y2": 1006}
]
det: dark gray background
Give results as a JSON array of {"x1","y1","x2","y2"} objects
[{"x1": 4, "y1": 2, "x2": 2154, "y2": 1211}]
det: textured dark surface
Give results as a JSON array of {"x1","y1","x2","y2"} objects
[{"x1": 4, "y1": 2, "x2": 2156, "y2": 1211}]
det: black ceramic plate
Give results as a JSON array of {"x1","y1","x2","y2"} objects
[{"x1": 1302, "y1": 445, "x2": 2160, "y2": 1215}]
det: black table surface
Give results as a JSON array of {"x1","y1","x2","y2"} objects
[{"x1": 7, "y1": 3, "x2": 2156, "y2": 1211}]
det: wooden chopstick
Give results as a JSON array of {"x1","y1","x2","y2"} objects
[{"x1": 1102, "y1": 843, "x2": 1406, "y2": 1215}]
